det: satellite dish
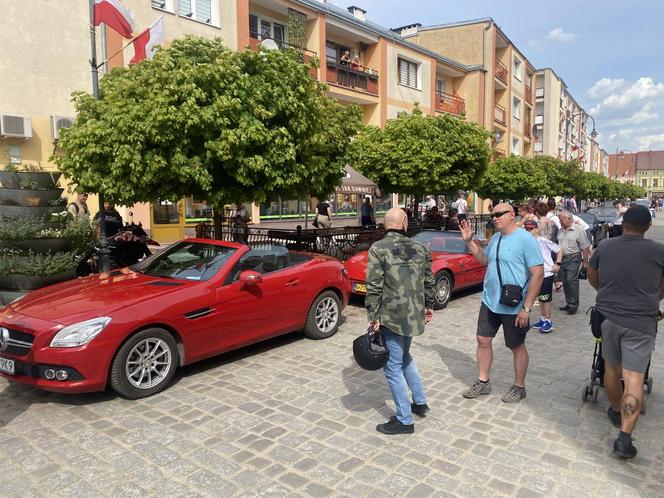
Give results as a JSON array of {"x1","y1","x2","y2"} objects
[{"x1": 260, "y1": 39, "x2": 279, "y2": 51}]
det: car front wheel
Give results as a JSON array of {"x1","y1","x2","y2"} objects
[
  {"x1": 110, "y1": 328, "x2": 179, "y2": 399},
  {"x1": 304, "y1": 291, "x2": 341, "y2": 339},
  {"x1": 434, "y1": 271, "x2": 453, "y2": 310}
]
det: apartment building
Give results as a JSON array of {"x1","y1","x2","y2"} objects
[
  {"x1": 533, "y1": 68, "x2": 598, "y2": 171},
  {"x1": 633, "y1": 151, "x2": 664, "y2": 198},
  {"x1": 398, "y1": 18, "x2": 536, "y2": 159}
]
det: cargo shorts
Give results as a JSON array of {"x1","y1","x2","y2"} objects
[{"x1": 601, "y1": 319, "x2": 656, "y2": 373}]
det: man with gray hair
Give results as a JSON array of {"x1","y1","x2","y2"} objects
[{"x1": 557, "y1": 210, "x2": 591, "y2": 314}]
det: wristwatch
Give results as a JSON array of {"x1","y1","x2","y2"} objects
[{"x1": 523, "y1": 306, "x2": 532, "y2": 314}]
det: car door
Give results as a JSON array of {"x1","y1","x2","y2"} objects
[{"x1": 214, "y1": 248, "x2": 306, "y2": 351}]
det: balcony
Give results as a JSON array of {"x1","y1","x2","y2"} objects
[
  {"x1": 524, "y1": 120, "x2": 532, "y2": 140},
  {"x1": 249, "y1": 31, "x2": 318, "y2": 78},
  {"x1": 525, "y1": 85, "x2": 533, "y2": 105},
  {"x1": 326, "y1": 59, "x2": 379, "y2": 96},
  {"x1": 434, "y1": 91, "x2": 465, "y2": 116},
  {"x1": 494, "y1": 103, "x2": 506, "y2": 126},
  {"x1": 495, "y1": 60, "x2": 508, "y2": 85}
]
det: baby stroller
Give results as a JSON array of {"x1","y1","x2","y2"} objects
[{"x1": 582, "y1": 336, "x2": 654, "y2": 414}]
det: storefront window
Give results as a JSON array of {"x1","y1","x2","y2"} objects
[
  {"x1": 153, "y1": 200, "x2": 179, "y2": 224},
  {"x1": 184, "y1": 196, "x2": 213, "y2": 224},
  {"x1": 333, "y1": 193, "x2": 357, "y2": 217},
  {"x1": 259, "y1": 198, "x2": 313, "y2": 221}
]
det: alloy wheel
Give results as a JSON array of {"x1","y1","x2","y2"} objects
[
  {"x1": 125, "y1": 338, "x2": 172, "y2": 390},
  {"x1": 315, "y1": 296, "x2": 339, "y2": 333},
  {"x1": 436, "y1": 276, "x2": 451, "y2": 304}
]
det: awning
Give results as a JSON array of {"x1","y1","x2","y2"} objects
[{"x1": 337, "y1": 165, "x2": 377, "y2": 195}]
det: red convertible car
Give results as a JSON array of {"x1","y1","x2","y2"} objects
[
  {"x1": 0, "y1": 240, "x2": 350, "y2": 399},
  {"x1": 344, "y1": 230, "x2": 486, "y2": 309}
]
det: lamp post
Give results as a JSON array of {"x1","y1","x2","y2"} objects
[{"x1": 565, "y1": 111, "x2": 598, "y2": 164}]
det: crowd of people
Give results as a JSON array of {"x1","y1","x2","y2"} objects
[{"x1": 364, "y1": 197, "x2": 663, "y2": 462}]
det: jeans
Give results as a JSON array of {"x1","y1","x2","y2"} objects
[
  {"x1": 381, "y1": 327, "x2": 426, "y2": 425},
  {"x1": 560, "y1": 254, "x2": 581, "y2": 311}
]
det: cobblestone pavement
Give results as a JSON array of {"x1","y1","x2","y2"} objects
[{"x1": 1, "y1": 226, "x2": 664, "y2": 498}]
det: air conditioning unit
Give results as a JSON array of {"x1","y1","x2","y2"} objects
[
  {"x1": 0, "y1": 114, "x2": 32, "y2": 139},
  {"x1": 51, "y1": 115, "x2": 75, "y2": 140}
]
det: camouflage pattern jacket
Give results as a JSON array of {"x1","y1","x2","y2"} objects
[{"x1": 365, "y1": 231, "x2": 436, "y2": 337}]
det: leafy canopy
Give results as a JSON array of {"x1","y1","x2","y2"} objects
[
  {"x1": 348, "y1": 107, "x2": 491, "y2": 196},
  {"x1": 477, "y1": 155, "x2": 547, "y2": 202},
  {"x1": 55, "y1": 36, "x2": 363, "y2": 206},
  {"x1": 534, "y1": 156, "x2": 584, "y2": 198}
]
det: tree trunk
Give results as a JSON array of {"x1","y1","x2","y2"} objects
[{"x1": 213, "y1": 208, "x2": 224, "y2": 240}]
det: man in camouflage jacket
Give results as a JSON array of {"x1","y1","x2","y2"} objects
[{"x1": 366, "y1": 208, "x2": 436, "y2": 435}]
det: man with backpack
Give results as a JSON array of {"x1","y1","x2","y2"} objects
[{"x1": 67, "y1": 192, "x2": 90, "y2": 219}]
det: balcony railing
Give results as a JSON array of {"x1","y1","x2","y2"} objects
[
  {"x1": 326, "y1": 58, "x2": 379, "y2": 95},
  {"x1": 525, "y1": 84, "x2": 533, "y2": 105},
  {"x1": 249, "y1": 31, "x2": 318, "y2": 78},
  {"x1": 435, "y1": 91, "x2": 465, "y2": 115},
  {"x1": 494, "y1": 103, "x2": 506, "y2": 126},
  {"x1": 495, "y1": 59, "x2": 508, "y2": 84}
]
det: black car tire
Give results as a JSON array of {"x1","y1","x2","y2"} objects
[
  {"x1": 304, "y1": 291, "x2": 341, "y2": 340},
  {"x1": 110, "y1": 328, "x2": 179, "y2": 399},
  {"x1": 433, "y1": 271, "x2": 453, "y2": 310}
]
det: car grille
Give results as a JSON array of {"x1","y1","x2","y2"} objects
[{"x1": 2, "y1": 328, "x2": 34, "y2": 356}]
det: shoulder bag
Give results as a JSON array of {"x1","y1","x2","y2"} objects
[{"x1": 496, "y1": 235, "x2": 523, "y2": 307}]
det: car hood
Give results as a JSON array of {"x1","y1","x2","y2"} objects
[{"x1": 10, "y1": 270, "x2": 193, "y2": 326}]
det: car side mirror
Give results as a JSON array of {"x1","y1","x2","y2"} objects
[{"x1": 239, "y1": 270, "x2": 262, "y2": 286}]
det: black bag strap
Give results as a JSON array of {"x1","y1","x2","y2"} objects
[{"x1": 496, "y1": 235, "x2": 504, "y2": 288}]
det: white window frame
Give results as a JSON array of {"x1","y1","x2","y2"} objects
[
  {"x1": 177, "y1": 0, "x2": 219, "y2": 27},
  {"x1": 512, "y1": 137, "x2": 521, "y2": 156},
  {"x1": 512, "y1": 97, "x2": 521, "y2": 121},
  {"x1": 513, "y1": 56, "x2": 522, "y2": 81},
  {"x1": 398, "y1": 56, "x2": 419, "y2": 90},
  {"x1": 436, "y1": 79, "x2": 447, "y2": 95},
  {"x1": 152, "y1": 0, "x2": 175, "y2": 12},
  {"x1": 249, "y1": 13, "x2": 288, "y2": 45}
]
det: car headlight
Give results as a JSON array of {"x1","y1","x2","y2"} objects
[{"x1": 50, "y1": 317, "x2": 112, "y2": 348}]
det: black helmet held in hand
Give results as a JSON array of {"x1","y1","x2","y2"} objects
[{"x1": 353, "y1": 327, "x2": 389, "y2": 370}]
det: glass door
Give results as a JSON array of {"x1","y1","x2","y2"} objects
[{"x1": 151, "y1": 199, "x2": 185, "y2": 243}]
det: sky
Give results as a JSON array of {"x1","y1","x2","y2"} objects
[{"x1": 327, "y1": 0, "x2": 664, "y2": 154}]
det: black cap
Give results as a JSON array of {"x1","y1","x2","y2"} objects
[{"x1": 623, "y1": 205, "x2": 652, "y2": 226}]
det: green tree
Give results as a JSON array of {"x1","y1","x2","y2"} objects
[
  {"x1": 347, "y1": 107, "x2": 491, "y2": 198},
  {"x1": 534, "y1": 156, "x2": 584, "y2": 197},
  {"x1": 55, "y1": 36, "x2": 363, "y2": 226},
  {"x1": 476, "y1": 155, "x2": 547, "y2": 202},
  {"x1": 578, "y1": 171, "x2": 612, "y2": 200}
]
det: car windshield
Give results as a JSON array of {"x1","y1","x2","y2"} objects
[
  {"x1": 412, "y1": 231, "x2": 468, "y2": 254},
  {"x1": 577, "y1": 213, "x2": 597, "y2": 225},
  {"x1": 136, "y1": 241, "x2": 237, "y2": 281}
]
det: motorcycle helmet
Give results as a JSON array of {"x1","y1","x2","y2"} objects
[{"x1": 353, "y1": 327, "x2": 389, "y2": 371}]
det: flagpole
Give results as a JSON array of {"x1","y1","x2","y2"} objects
[
  {"x1": 89, "y1": 0, "x2": 110, "y2": 272},
  {"x1": 97, "y1": 36, "x2": 139, "y2": 69}
]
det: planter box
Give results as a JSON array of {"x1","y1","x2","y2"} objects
[
  {"x1": 14, "y1": 238, "x2": 71, "y2": 254},
  {"x1": 0, "y1": 271, "x2": 76, "y2": 291},
  {"x1": 0, "y1": 187, "x2": 64, "y2": 207},
  {"x1": 0, "y1": 205, "x2": 64, "y2": 219},
  {"x1": 0, "y1": 171, "x2": 61, "y2": 189}
]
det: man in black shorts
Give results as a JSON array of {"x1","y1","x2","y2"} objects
[
  {"x1": 588, "y1": 205, "x2": 664, "y2": 459},
  {"x1": 460, "y1": 204, "x2": 544, "y2": 403}
]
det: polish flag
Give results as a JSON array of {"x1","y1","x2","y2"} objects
[
  {"x1": 94, "y1": 0, "x2": 136, "y2": 39},
  {"x1": 130, "y1": 16, "x2": 165, "y2": 64}
]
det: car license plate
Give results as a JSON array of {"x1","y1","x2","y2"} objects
[
  {"x1": 353, "y1": 282, "x2": 366, "y2": 294},
  {"x1": 0, "y1": 357, "x2": 15, "y2": 375}
]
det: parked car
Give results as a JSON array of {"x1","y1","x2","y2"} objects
[
  {"x1": 584, "y1": 206, "x2": 619, "y2": 224},
  {"x1": 0, "y1": 240, "x2": 350, "y2": 399},
  {"x1": 577, "y1": 212, "x2": 608, "y2": 247},
  {"x1": 344, "y1": 230, "x2": 487, "y2": 310}
]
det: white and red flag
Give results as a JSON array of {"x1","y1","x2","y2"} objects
[
  {"x1": 93, "y1": 0, "x2": 136, "y2": 39},
  {"x1": 130, "y1": 16, "x2": 165, "y2": 64}
]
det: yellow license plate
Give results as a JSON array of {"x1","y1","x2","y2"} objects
[
  {"x1": 353, "y1": 282, "x2": 366, "y2": 294},
  {"x1": 0, "y1": 357, "x2": 15, "y2": 375}
]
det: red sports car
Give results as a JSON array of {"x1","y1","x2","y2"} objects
[
  {"x1": 344, "y1": 230, "x2": 486, "y2": 309},
  {"x1": 0, "y1": 240, "x2": 350, "y2": 399}
]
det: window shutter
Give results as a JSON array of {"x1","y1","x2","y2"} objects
[
  {"x1": 152, "y1": 0, "x2": 167, "y2": 9},
  {"x1": 196, "y1": 0, "x2": 212, "y2": 22},
  {"x1": 399, "y1": 59, "x2": 407, "y2": 85},
  {"x1": 178, "y1": 0, "x2": 191, "y2": 16},
  {"x1": 409, "y1": 62, "x2": 417, "y2": 88}
]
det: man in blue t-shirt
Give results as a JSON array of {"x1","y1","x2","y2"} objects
[{"x1": 460, "y1": 203, "x2": 544, "y2": 403}]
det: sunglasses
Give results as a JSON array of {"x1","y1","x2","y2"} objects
[{"x1": 491, "y1": 210, "x2": 512, "y2": 219}]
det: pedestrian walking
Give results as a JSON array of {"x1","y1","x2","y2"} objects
[
  {"x1": 231, "y1": 202, "x2": 250, "y2": 244},
  {"x1": 366, "y1": 208, "x2": 435, "y2": 434},
  {"x1": 315, "y1": 199, "x2": 333, "y2": 228},
  {"x1": 557, "y1": 211, "x2": 591, "y2": 315},
  {"x1": 460, "y1": 204, "x2": 544, "y2": 403},
  {"x1": 587, "y1": 205, "x2": 664, "y2": 459},
  {"x1": 523, "y1": 220, "x2": 562, "y2": 333},
  {"x1": 452, "y1": 190, "x2": 469, "y2": 221},
  {"x1": 360, "y1": 196, "x2": 375, "y2": 227}
]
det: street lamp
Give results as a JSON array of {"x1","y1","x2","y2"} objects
[{"x1": 565, "y1": 111, "x2": 598, "y2": 162}]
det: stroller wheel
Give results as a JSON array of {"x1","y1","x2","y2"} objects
[
  {"x1": 646, "y1": 377, "x2": 653, "y2": 394},
  {"x1": 592, "y1": 388, "x2": 599, "y2": 404},
  {"x1": 590, "y1": 370, "x2": 597, "y2": 382},
  {"x1": 583, "y1": 386, "x2": 591, "y2": 402}
]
